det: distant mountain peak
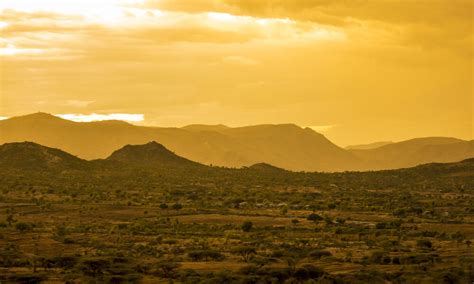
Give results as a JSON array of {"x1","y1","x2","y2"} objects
[{"x1": 22, "y1": 112, "x2": 58, "y2": 119}]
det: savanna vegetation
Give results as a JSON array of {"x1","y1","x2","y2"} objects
[{"x1": 0, "y1": 144, "x2": 473, "y2": 283}]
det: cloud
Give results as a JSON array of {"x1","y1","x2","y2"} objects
[
  {"x1": 0, "y1": 2, "x2": 346, "y2": 61},
  {"x1": 0, "y1": 0, "x2": 471, "y2": 145},
  {"x1": 141, "y1": 0, "x2": 472, "y2": 55},
  {"x1": 57, "y1": 113, "x2": 144, "y2": 122}
]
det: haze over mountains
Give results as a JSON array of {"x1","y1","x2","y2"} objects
[
  {"x1": 0, "y1": 113, "x2": 472, "y2": 172},
  {"x1": 345, "y1": 141, "x2": 394, "y2": 150}
]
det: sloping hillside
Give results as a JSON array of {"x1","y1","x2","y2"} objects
[{"x1": 0, "y1": 142, "x2": 87, "y2": 171}]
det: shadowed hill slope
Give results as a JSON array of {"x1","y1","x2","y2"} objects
[{"x1": 0, "y1": 142, "x2": 87, "y2": 170}]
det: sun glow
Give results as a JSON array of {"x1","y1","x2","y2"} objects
[
  {"x1": 0, "y1": 0, "x2": 145, "y2": 13},
  {"x1": 0, "y1": 43, "x2": 44, "y2": 56},
  {"x1": 0, "y1": 0, "x2": 147, "y2": 26}
]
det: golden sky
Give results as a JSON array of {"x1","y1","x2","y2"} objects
[{"x1": 0, "y1": 0, "x2": 472, "y2": 145}]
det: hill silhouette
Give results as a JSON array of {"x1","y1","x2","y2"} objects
[
  {"x1": 107, "y1": 141, "x2": 203, "y2": 168},
  {"x1": 248, "y1": 162, "x2": 286, "y2": 172},
  {"x1": 0, "y1": 113, "x2": 473, "y2": 171},
  {"x1": 350, "y1": 137, "x2": 474, "y2": 170},
  {"x1": 0, "y1": 142, "x2": 87, "y2": 171}
]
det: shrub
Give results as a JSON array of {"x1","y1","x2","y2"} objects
[
  {"x1": 188, "y1": 250, "x2": 224, "y2": 261},
  {"x1": 171, "y1": 203, "x2": 182, "y2": 210},
  {"x1": 294, "y1": 264, "x2": 326, "y2": 280},
  {"x1": 307, "y1": 213, "x2": 323, "y2": 221},
  {"x1": 15, "y1": 222, "x2": 32, "y2": 232},
  {"x1": 416, "y1": 239, "x2": 433, "y2": 249},
  {"x1": 241, "y1": 221, "x2": 253, "y2": 232},
  {"x1": 309, "y1": 250, "x2": 332, "y2": 259},
  {"x1": 369, "y1": 251, "x2": 385, "y2": 264},
  {"x1": 231, "y1": 246, "x2": 256, "y2": 262}
]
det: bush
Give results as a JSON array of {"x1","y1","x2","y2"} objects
[
  {"x1": 241, "y1": 221, "x2": 253, "y2": 232},
  {"x1": 188, "y1": 250, "x2": 224, "y2": 261},
  {"x1": 171, "y1": 203, "x2": 182, "y2": 210},
  {"x1": 416, "y1": 239, "x2": 433, "y2": 249},
  {"x1": 294, "y1": 264, "x2": 326, "y2": 280},
  {"x1": 309, "y1": 250, "x2": 332, "y2": 259},
  {"x1": 392, "y1": 256, "x2": 401, "y2": 265},
  {"x1": 369, "y1": 251, "x2": 385, "y2": 264},
  {"x1": 307, "y1": 213, "x2": 323, "y2": 221},
  {"x1": 15, "y1": 222, "x2": 32, "y2": 232},
  {"x1": 76, "y1": 257, "x2": 112, "y2": 277}
]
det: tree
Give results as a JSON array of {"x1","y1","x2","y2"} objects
[
  {"x1": 171, "y1": 203, "x2": 182, "y2": 210},
  {"x1": 155, "y1": 260, "x2": 181, "y2": 279},
  {"x1": 231, "y1": 246, "x2": 256, "y2": 262},
  {"x1": 76, "y1": 258, "x2": 111, "y2": 277},
  {"x1": 241, "y1": 221, "x2": 253, "y2": 232},
  {"x1": 6, "y1": 214, "x2": 15, "y2": 225}
]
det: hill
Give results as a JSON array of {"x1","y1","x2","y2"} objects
[
  {"x1": 349, "y1": 137, "x2": 474, "y2": 170},
  {"x1": 106, "y1": 141, "x2": 204, "y2": 168},
  {"x1": 0, "y1": 142, "x2": 87, "y2": 171}
]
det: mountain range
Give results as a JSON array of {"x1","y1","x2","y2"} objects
[{"x1": 0, "y1": 113, "x2": 472, "y2": 172}]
